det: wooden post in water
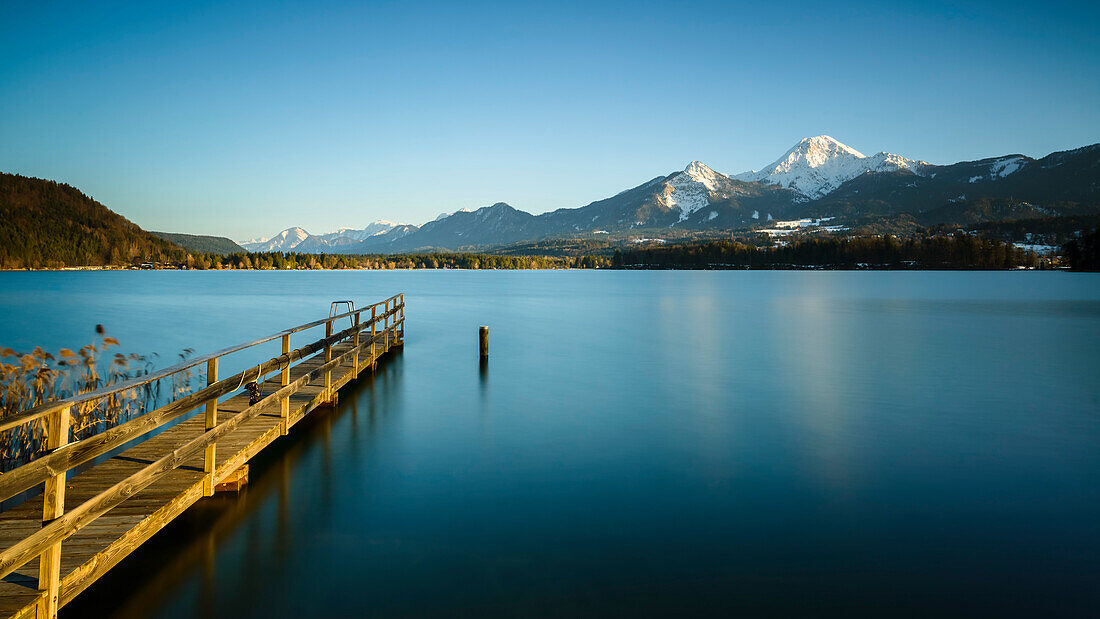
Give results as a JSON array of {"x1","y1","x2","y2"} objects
[
  {"x1": 38, "y1": 403, "x2": 70, "y2": 619},
  {"x1": 203, "y1": 358, "x2": 218, "y2": 496},
  {"x1": 479, "y1": 326, "x2": 489, "y2": 358},
  {"x1": 280, "y1": 334, "x2": 290, "y2": 435}
]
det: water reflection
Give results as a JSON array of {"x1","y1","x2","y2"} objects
[{"x1": 2, "y1": 271, "x2": 1096, "y2": 617}]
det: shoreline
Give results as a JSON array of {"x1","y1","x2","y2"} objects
[{"x1": 0, "y1": 266, "x2": 1081, "y2": 273}]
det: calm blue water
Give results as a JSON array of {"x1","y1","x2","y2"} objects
[{"x1": 2, "y1": 271, "x2": 1099, "y2": 617}]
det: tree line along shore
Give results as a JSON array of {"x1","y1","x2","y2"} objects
[{"x1": 6, "y1": 233, "x2": 1098, "y2": 271}]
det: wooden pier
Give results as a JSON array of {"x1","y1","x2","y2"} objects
[{"x1": 0, "y1": 294, "x2": 405, "y2": 618}]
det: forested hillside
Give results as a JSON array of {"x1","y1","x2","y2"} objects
[
  {"x1": 0, "y1": 173, "x2": 185, "y2": 268},
  {"x1": 151, "y1": 231, "x2": 245, "y2": 255}
]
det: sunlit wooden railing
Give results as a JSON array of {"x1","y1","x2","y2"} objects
[{"x1": 0, "y1": 293, "x2": 404, "y2": 618}]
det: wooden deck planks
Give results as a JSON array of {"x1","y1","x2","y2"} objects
[{"x1": 0, "y1": 328, "x2": 401, "y2": 619}]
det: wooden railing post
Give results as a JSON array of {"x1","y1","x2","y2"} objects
[
  {"x1": 324, "y1": 319, "x2": 333, "y2": 399},
  {"x1": 371, "y1": 306, "x2": 377, "y2": 367},
  {"x1": 38, "y1": 404, "x2": 71, "y2": 618},
  {"x1": 280, "y1": 334, "x2": 290, "y2": 435},
  {"x1": 384, "y1": 299, "x2": 390, "y2": 350},
  {"x1": 398, "y1": 294, "x2": 405, "y2": 342},
  {"x1": 203, "y1": 358, "x2": 218, "y2": 496},
  {"x1": 352, "y1": 313, "x2": 361, "y2": 375}
]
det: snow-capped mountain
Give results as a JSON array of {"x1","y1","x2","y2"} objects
[
  {"x1": 733, "y1": 135, "x2": 932, "y2": 199},
  {"x1": 241, "y1": 227, "x2": 312, "y2": 252},
  {"x1": 661, "y1": 161, "x2": 730, "y2": 221},
  {"x1": 241, "y1": 221, "x2": 421, "y2": 253},
  {"x1": 353, "y1": 223, "x2": 419, "y2": 250},
  {"x1": 321, "y1": 221, "x2": 404, "y2": 242},
  {"x1": 523, "y1": 161, "x2": 798, "y2": 236},
  {"x1": 318, "y1": 221, "x2": 409, "y2": 247}
]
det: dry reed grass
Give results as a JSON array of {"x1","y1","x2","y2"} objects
[{"x1": 0, "y1": 325, "x2": 197, "y2": 471}]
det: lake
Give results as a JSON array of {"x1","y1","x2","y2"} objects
[{"x1": 1, "y1": 270, "x2": 1099, "y2": 617}]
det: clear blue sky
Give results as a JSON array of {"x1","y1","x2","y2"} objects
[{"x1": 1, "y1": 1, "x2": 1097, "y2": 241}]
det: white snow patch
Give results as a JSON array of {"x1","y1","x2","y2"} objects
[
  {"x1": 990, "y1": 156, "x2": 1025, "y2": 178},
  {"x1": 752, "y1": 210, "x2": 759, "y2": 219},
  {"x1": 1014, "y1": 243, "x2": 1058, "y2": 254},
  {"x1": 771, "y1": 217, "x2": 835, "y2": 229},
  {"x1": 320, "y1": 220, "x2": 406, "y2": 242},
  {"x1": 759, "y1": 217, "x2": 844, "y2": 237},
  {"x1": 708, "y1": 211, "x2": 719, "y2": 221},
  {"x1": 969, "y1": 176, "x2": 983, "y2": 183},
  {"x1": 663, "y1": 161, "x2": 725, "y2": 221}
]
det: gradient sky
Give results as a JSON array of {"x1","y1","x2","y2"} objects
[{"x1": 2, "y1": 1, "x2": 1097, "y2": 241}]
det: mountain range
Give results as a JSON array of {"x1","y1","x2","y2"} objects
[
  {"x1": 241, "y1": 221, "x2": 418, "y2": 253},
  {"x1": 243, "y1": 136, "x2": 1100, "y2": 253}
]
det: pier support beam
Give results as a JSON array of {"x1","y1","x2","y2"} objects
[{"x1": 214, "y1": 465, "x2": 249, "y2": 493}]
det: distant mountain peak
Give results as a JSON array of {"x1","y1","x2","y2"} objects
[
  {"x1": 682, "y1": 161, "x2": 724, "y2": 190},
  {"x1": 733, "y1": 136, "x2": 930, "y2": 198},
  {"x1": 279, "y1": 227, "x2": 311, "y2": 239},
  {"x1": 658, "y1": 161, "x2": 732, "y2": 222},
  {"x1": 791, "y1": 135, "x2": 866, "y2": 160},
  {"x1": 241, "y1": 227, "x2": 312, "y2": 252},
  {"x1": 319, "y1": 221, "x2": 407, "y2": 243}
]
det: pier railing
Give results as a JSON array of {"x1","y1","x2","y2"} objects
[{"x1": 0, "y1": 293, "x2": 404, "y2": 618}]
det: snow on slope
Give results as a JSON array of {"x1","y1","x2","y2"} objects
[
  {"x1": 241, "y1": 227, "x2": 311, "y2": 252},
  {"x1": 963, "y1": 156, "x2": 1029, "y2": 184},
  {"x1": 989, "y1": 156, "x2": 1026, "y2": 178},
  {"x1": 320, "y1": 220, "x2": 406, "y2": 242},
  {"x1": 661, "y1": 161, "x2": 727, "y2": 221},
  {"x1": 733, "y1": 135, "x2": 931, "y2": 199}
]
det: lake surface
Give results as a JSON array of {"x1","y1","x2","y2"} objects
[{"x1": 2, "y1": 271, "x2": 1099, "y2": 617}]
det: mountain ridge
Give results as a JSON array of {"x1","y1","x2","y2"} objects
[
  {"x1": 242, "y1": 138, "x2": 1100, "y2": 253},
  {"x1": 240, "y1": 220, "x2": 415, "y2": 252}
]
